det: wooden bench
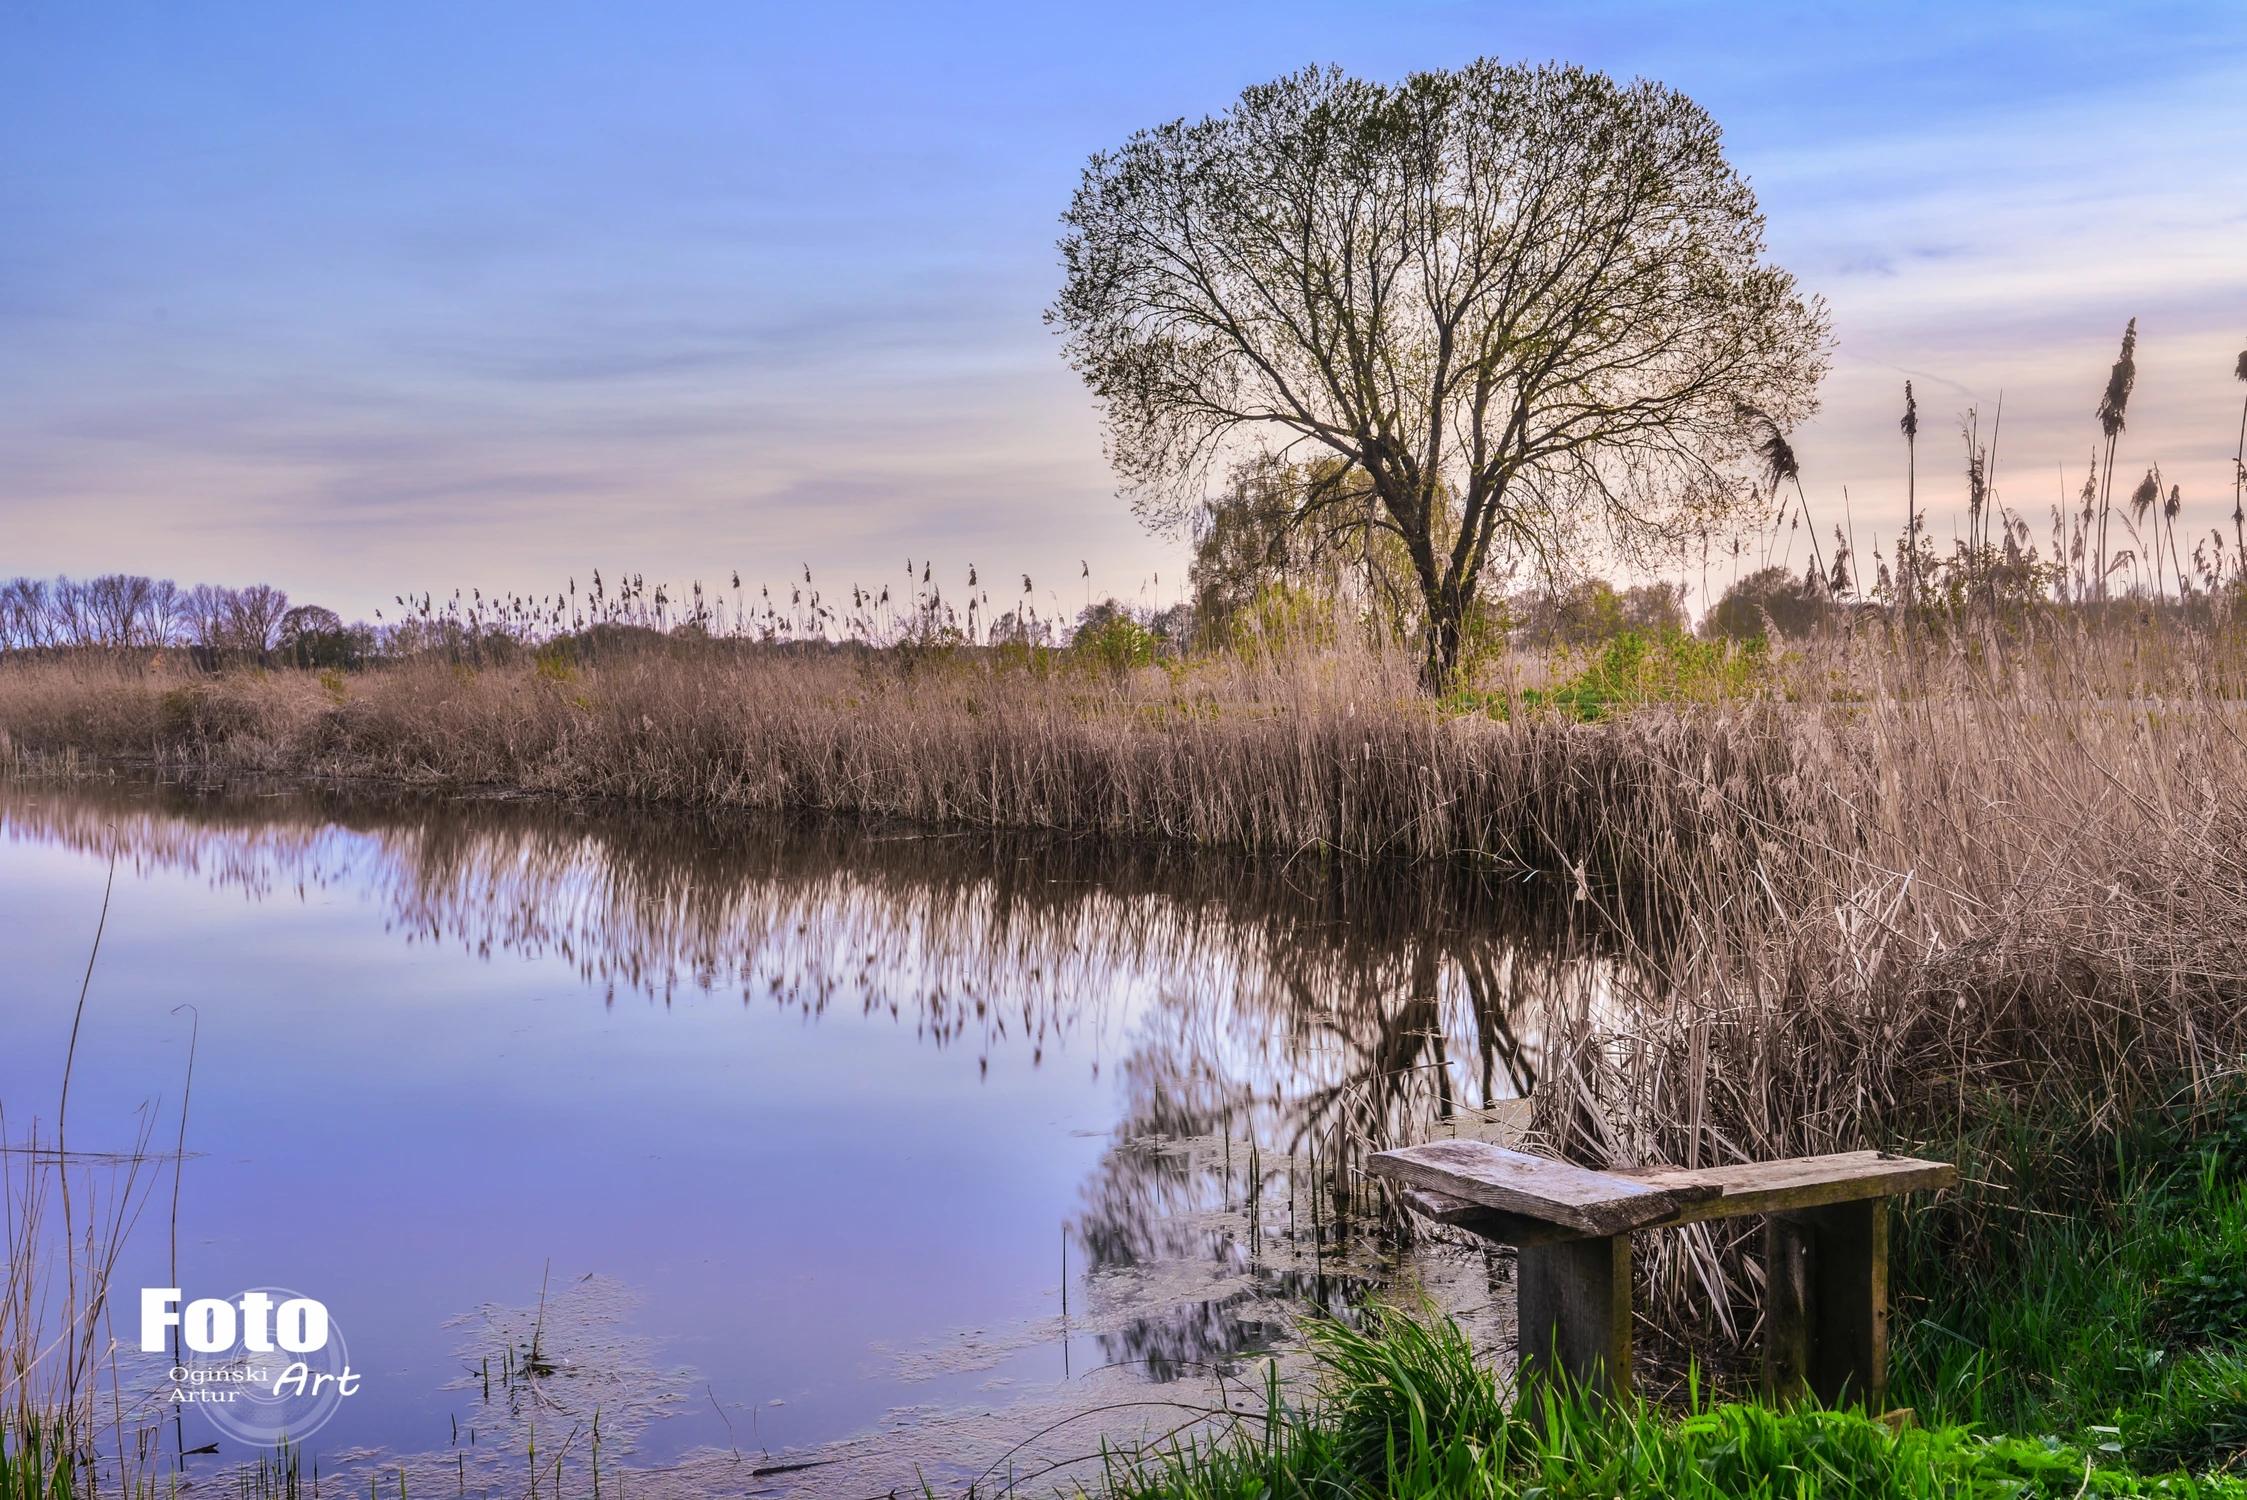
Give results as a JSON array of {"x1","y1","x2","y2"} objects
[{"x1": 1368, "y1": 1140, "x2": 1955, "y2": 1410}]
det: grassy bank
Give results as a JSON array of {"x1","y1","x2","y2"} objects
[
  {"x1": 1112, "y1": 1084, "x2": 2247, "y2": 1500},
  {"x1": 1106, "y1": 1329, "x2": 2243, "y2": 1498},
  {"x1": 1107, "y1": 1308, "x2": 2247, "y2": 1500},
  {"x1": 1891, "y1": 1086, "x2": 2247, "y2": 1472}
]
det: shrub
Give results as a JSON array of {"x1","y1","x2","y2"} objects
[
  {"x1": 1705, "y1": 564, "x2": 1830, "y2": 640},
  {"x1": 1070, "y1": 604, "x2": 1158, "y2": 674}
]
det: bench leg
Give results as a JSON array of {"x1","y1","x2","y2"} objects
[
  {"x1": 1762, "y1": 1215, "x2": 1812, "y2": 1403},
  {"x1": 1763, "y1": 1199, "x2": 1888, "y2": 1411},
  {"x1": 1518, "y1": 1233, "x2": 1631, "y2": 1406}
]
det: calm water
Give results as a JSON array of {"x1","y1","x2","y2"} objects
[{"x1": 0, "y1": 779, "x2": 1620, "y2": 1495}]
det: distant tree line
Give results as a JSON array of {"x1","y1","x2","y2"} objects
[
  {"x1": 1179, "y1": 438, "x2": 2247, "y2": 657},
  {"x1": 0, "y1": 574, "x2": 367, "y2": 666}
]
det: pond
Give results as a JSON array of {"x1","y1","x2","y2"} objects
[{"x1": 0, "y1": 778, "x2": 1623, "y2": 1497}]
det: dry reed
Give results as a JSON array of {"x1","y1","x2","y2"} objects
[{"x1": 7, "y1": 615, "x2": 2247, "y2": 1369}]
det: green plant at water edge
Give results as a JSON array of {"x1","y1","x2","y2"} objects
[
  {"x1": 1099, "y1": 1317, "x2": 2227, "y2": 1498},
  {"x1": 1306, "y1": 1307, "x2": 1515, "y2": 1488},
  {"x1": 0, "y1": 1419, "x2": 77, "y2": 1500},
  {"x1": 1099, "y1": 1306, "x2": 2247, "y2": 1500}
]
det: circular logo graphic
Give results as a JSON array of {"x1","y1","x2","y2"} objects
[{"x1": 170, "y1": 1288, "x2": 355, "y2": 1445}]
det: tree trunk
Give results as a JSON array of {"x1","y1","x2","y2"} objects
[{"x1": 1420, "y1": 593, "x2": 1464, "y2": 693}]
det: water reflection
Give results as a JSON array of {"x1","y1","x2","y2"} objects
[{"x1": 0, "y1": 776, "x2": 1635, "y2": 1486}]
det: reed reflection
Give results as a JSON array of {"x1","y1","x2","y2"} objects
[{"x1": 2, "y1": 778, "x2": 1632, "y2": 1371}]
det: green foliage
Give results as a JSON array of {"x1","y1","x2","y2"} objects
[
  {"x1": 0, "y1": 1419, "x2": 75, "y2": 1500},
  {"x1": 988, "y1": 639, "x2": 1062, "y2": 678},
  {"x1": 1193, "y1": 581, "x2": 1340, "y2": 662},
  {"x1": 1444, "y1": 630, "x2": 1765, "y2": 722},
  {"x1": 1188, "y1": 456, "x2": 1384, "y2": 640},
  {"x1": 1514, "y1": 577, "x2": 1626, "y2": 646},
  {"x1": 532, "y1": 647, "x2": 579, "y2": 684},
  {"x1": 1509, "y1": 580, "x2": 1693, "y2": 649},
  {"x1": 2157, "y1": 1161, "x2": 2247, "y2": 1343},
  {"x1": 1307, "y1": 1307, "x2": 1516, "y2": 1486},
  {"x1": 1071, "y1": 611, "x2": 1159, "y2": 675}
]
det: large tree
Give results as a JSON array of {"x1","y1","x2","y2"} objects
[{"x1": 1050, "y1": 60, "x2": 1829, "y2": 688}]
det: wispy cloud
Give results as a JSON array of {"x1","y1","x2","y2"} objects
[{"x1": 1, "y1": 1, "x2": 2242, "y2": 615}]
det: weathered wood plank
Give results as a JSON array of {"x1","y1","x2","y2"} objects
[
  {"x1": 1369, "y1": 1140, "x2": 1706, "y2": 1236},
  {"x1": 1396, "y1": 1186, "x2": 1602, "y2": 1247},
  {"x1": 1804, "y1": 1197, "x2": 1889, "y2": 1411},
  {"x1": 1519, "y1": 1233, "x2": 1632, "y2": 1406},
  {"x1": 1756, "y1": 1198, "x2": 1891, "y2": 1409},
  {"x1": 1614, "y1": 1151, "x2": 1954, "y2": 1226},
  {"x1": 1395, "y1": 1149, "x2": 1952, "y2": 1245}
]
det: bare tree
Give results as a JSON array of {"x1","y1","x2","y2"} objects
[
  {"x1": 223, "y1": 584, "x2": 290, "y2": 656},
  {"x1": 182, "y1": 584, "x2": 234, "y2": 655},
  {"x1": 0, "y1": 578, "x2": 55, "y2": 651},
  {"x1": 0, "y1": 575, "x2": 302, "y2": 657},
  {"x1": 1051, "y1": 60, "x2": 1828, "y2": 688},
  {"x1": 49, "y1": 576, "x2": 96, "y2": 646},
  {"x1": 143, "y1": 579, "x2": 185, "y2": 647},
  {"x1": 79, "y1": 574, "x2": 156, "y2": 648}
]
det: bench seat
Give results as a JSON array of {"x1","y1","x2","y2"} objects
[
  {"x1": 1367, "y1": 1140, "x2": 1955, "y2": 1411},
  {"x1": 1385, "y1": 1148, "x2": 1955, "y2": 1242}
]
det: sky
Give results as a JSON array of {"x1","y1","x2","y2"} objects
[{"x1": 3, "y1": 1, "x2": 2245, "y2": 625}]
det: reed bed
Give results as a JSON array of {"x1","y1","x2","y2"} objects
[
  {"x1": 8, "y1": 615, "x2": 2247, "y2": 1378},
  {"x1": 0, "y1": 635, "x2": 1760, "y2": 867}
]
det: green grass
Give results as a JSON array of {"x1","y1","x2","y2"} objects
[
  {"x1": 1892, "y1": 1088, "x2": 2247, "y2": 1475},
  {"x1": 0, "y1": 1420, "x2": 79, "y2": 1500},
  {"x1": 1098, "y1": 1311, "x2": 2246, "y2": 1499}
]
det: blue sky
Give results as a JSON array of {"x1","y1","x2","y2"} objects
[{"x1": 3, "y1": 2, "x2": 2244, "y2": 622}]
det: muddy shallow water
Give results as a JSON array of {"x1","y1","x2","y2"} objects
[{"x1": 0, "y1": 778, "x2": 1624, "y2": 1495}]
